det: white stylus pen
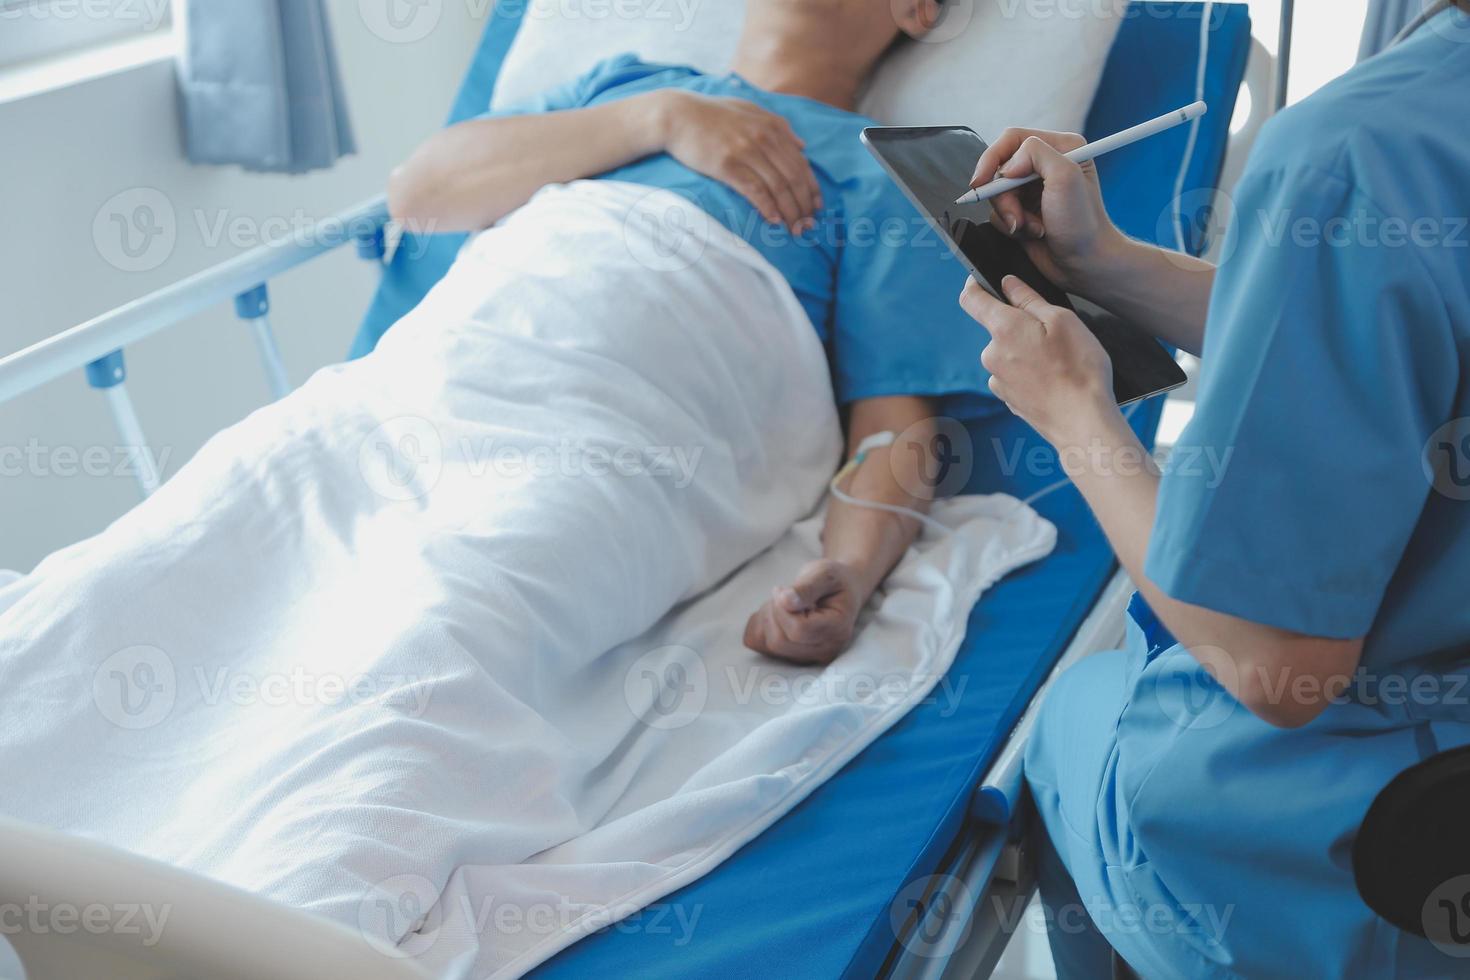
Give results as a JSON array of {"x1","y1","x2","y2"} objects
[{"x1": 952, "y1": 100, "x2": 1208, "y2": 206}]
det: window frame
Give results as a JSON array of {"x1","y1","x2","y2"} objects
[{"x1": 0, "y1": 0, "x2": 172, "y2": 70}]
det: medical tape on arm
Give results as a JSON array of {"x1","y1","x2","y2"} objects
[{"x1": 828, "y1": 431, "x2": 954, "y2": 537}]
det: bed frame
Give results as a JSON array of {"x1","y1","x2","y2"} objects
[
  {"x1": 0, "y1": 197, "x2": 390, "y2": 495},
  {"x1": 887, "y1": 572, "x2": 1136, "y2": 978}
]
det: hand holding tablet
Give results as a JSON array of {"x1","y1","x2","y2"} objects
[{"x1": 860, "y1": 124, "x2": 1186, "y2": 405}]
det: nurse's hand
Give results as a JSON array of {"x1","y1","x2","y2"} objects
[
  {"x1": 743, "y1": 559, "x2": 863, "y2": 665},
  {"x1": 966, "y1": 129, "x2": 1127, "y2": 296},
  {"x1": 961, "y1": 274, "x2": 1117, "y2": 445}
]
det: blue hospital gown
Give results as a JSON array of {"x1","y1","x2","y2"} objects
[
  {"x1": 492, "y1": 54, "x2": 994, "y2": 411},
  {"x1": 1027, "y1": 8, "x2": 1470, "y2": 978}
]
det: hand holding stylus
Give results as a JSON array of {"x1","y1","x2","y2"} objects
[
  {"x1": 955, "y1": 101, "x2": 1207, "y2": 205},
  {"x1": 963, "y1": 127, "x2": 1124, "y2": 297}
]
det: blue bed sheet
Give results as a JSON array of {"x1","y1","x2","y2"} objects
[{"x1": 342, "y1": 3, "x2": 1251, "y2": 976}]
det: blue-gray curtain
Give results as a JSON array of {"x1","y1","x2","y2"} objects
[
  {"x1": 1358, "y1": 0, "x2": 1438, "y2": 60},
  {"x1": 177, "y1": 0, "x2": 356, "y2": 174}
]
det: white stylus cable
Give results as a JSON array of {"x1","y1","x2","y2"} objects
[
  {"x1": 1173, "y1": 0, "x2": 1214, "y2": 254},
  {"x1": 828, "y1": 431, "x2": 955, "y2": 537},
  {"x1": 1016, "y1": 399, "x2": 1147, "y2": 509},
  {"x1": 829, "y1": 402, "x2": 1148, "y2": 529}
]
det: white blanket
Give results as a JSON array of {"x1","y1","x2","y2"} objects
[{"x1": 0, "y1": 182, "x2": 1055, "y2": 978}]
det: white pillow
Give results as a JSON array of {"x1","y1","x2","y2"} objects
[
  {"x1": 860, "y1": 1, "x2": 1124, "y2": 139},
  {"x1": 489, "y1": 0, "x2": 1122, "y2": 140},
  {"x1": 489, "y1": 1, "x2": 746, "y2": 111}
]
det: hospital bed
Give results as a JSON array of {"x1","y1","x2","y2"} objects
[{"x1": 0, "y1": 4, "x2": 1252, "y2": 977}]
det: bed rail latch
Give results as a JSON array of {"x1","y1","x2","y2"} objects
[
  {"x1": 85, "y1": 350, "x2": 162, "y2": 498},
  {"x1": 233, "y1": 284, "x2": 291, "y2": 401}
]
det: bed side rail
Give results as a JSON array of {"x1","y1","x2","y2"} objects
[
  {"x1": 0, "y1": 196, "x2": 390, "y2": 495},
  {"x1": 887, "y1": 570, "x2": 1135, "y2": 980},
  {"x1": 970, "y1": 570, "x2": 1135, "y2": 825}
]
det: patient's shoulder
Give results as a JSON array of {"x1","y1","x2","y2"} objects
[
  {"x1": 558, "y1": 52, "x2": 708, "y2": 106},
  {"x1": 580, "y1": 52, "x2": 698, "y2": 89}
]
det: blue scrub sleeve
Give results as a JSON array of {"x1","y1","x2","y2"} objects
[
  {"x1": 1146, "y1": 162, "x2": 1458, "y2": 637},
  {"x1": 828, "y1": 191, "x2": 993, "y2": 406}
]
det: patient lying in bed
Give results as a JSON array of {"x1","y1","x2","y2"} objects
[
  {"x1": 0, "y1": 4, "x2": 1033, "y2": 966},
  {"x1": 389, "y1": 0, "x2": 992, "y2": 665}
]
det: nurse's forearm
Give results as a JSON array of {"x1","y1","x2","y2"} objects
[
  {"x1": 1061, "y1": 409, "x2": 1364, "y2": 728},
  {"x1": 1076, "y1": 237, "x2": 1215, "y2": 356}
]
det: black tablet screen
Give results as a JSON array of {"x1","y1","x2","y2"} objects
[{"x1": 860, "y1": 125, "x2": 1186, "y2": 405}]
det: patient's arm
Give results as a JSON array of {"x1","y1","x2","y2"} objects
[
  {"x1": 388, "y1": 90, "x2": 820, "y2": 233},
  {"x1": 744, "y1": 396, "x2": 937, "y2": 665}
]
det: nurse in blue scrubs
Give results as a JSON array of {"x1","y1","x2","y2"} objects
[{"x1": 957, "y1": 3, "x2": 1470, "y2": 976}]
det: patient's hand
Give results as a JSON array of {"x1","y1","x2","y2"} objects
[
  {"x1": 743, "y1": 559, "x2": 863, "y2": 665},
  {"x1": 659, "y1": 91, "x2": 821, "y2": 232}
]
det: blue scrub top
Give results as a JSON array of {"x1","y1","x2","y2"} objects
[
  {"x1": 1028, "y1": 9, "x2": 1470, "y2": 978},
  {"x1": 1150, "y1": 10, "x2": 1470, "y2": 668},
  {"x1": 492, "y1": 54, "x2": 991, "y2": 410}
]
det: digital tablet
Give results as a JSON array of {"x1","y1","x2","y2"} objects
[{"x1": 860, "y1": 125, "x2": 1186, "y2": 406}]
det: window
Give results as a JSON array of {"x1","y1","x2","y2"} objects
[
  {"x1": 0, "y1": 0, "x2": 171, "y2": 70},
  {"x1": 1242, "y1": 0, "x2": 1372, "y2": 106}
]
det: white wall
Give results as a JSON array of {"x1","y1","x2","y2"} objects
[{"x1": 0, "y1": 0, "x2": 488, "y2": 571}]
